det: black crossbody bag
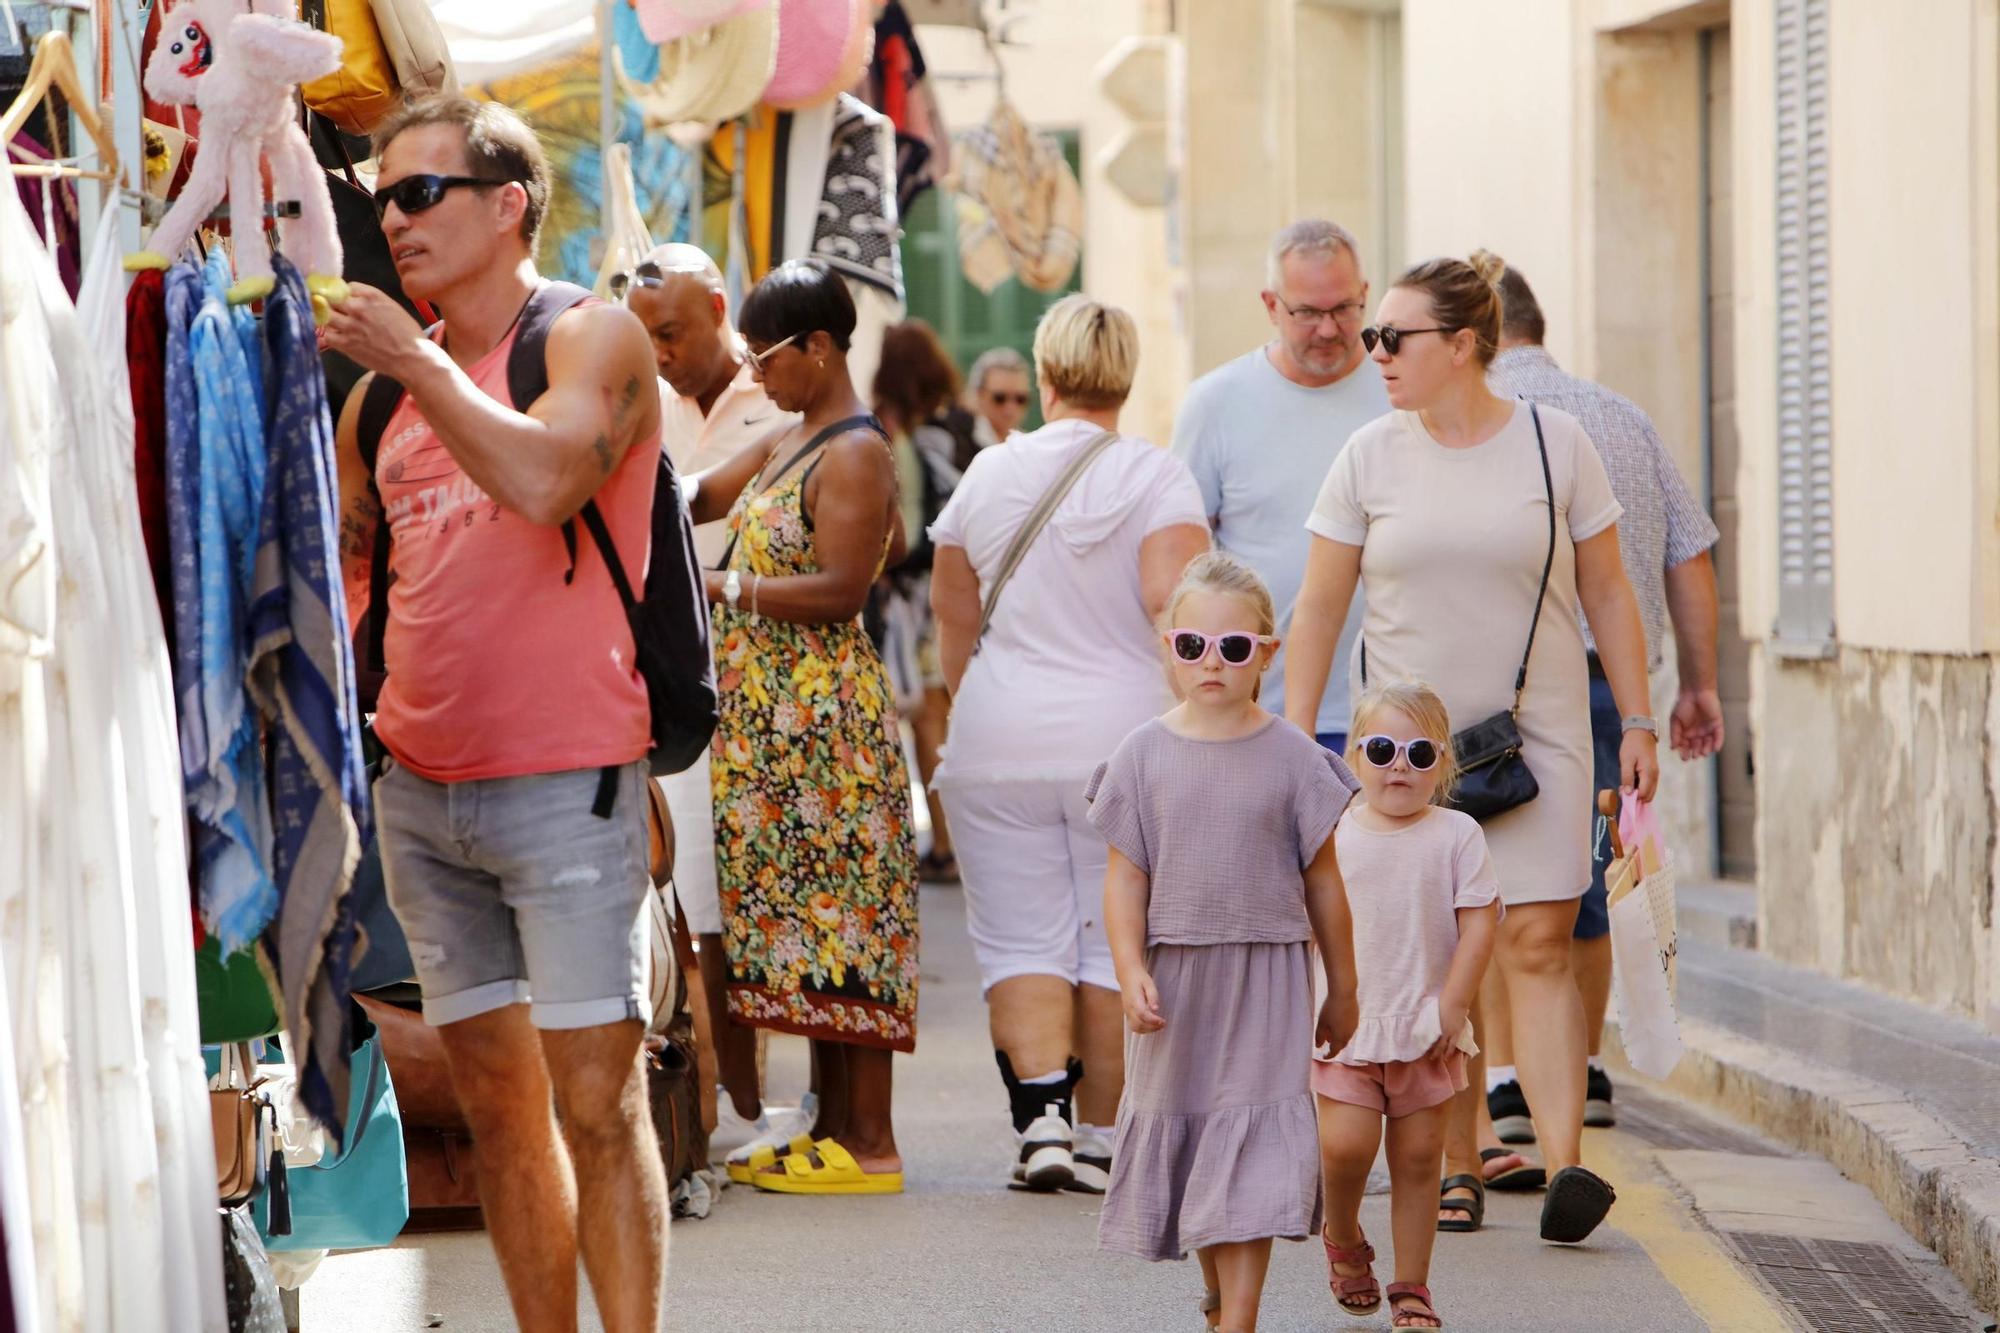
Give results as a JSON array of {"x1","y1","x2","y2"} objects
[{"x1": 1363, "y1": 402, "x2": 1555, "y2": 822}]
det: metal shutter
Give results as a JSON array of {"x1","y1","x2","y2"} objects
[{"x1": 1773, "y1": 0, "x2": 1834, "y2": 654}]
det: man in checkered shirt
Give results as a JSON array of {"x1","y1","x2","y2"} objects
[{"x1": 1478, "y1": 260, "x2": 1724, "y2": 1155}]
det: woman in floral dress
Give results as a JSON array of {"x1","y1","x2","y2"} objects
[{"x1": 689, "y1": 260, "x2": 919, "y2": 1194}]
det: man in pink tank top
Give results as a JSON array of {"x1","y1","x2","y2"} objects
[{"x1": 323, "y1": 97, "x2": 668, "y2": 1333}]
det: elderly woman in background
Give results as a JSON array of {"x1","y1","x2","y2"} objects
[
  {"x1": 965, "y1": 345, "x2": 1033, "y2": 449},
  {"x1": 929, "y1": 295, "x2": 1210, "y2": 1195},
  {"x1": 873, "y1": 320, "x2": 976, "y2": 880}
]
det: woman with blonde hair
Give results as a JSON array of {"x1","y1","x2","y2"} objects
[
  {"x1": 1286, "y1": 251, "x2": 1658, "y2": 1246},
  {"x1": 928, "y1": 294, "x2": 1211, "y2": 1194}
]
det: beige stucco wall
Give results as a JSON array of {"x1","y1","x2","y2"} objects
[
  {"x1": 1826, "y1": 2, "x2": 1986, "y2": 653},
  {"x1": 922, "y1": 2, "x2": 1179, "y2": 443},
  {"x1": 1402, "y1": 0, "x2": 1582, "y2": 368}
]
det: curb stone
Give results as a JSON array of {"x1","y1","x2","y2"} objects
[{"x1": 1609, "y1": 1017, "x2": 2000, "y2": 1316}]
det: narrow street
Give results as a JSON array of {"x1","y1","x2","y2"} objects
[{"x1": 306, "y1": 885, "x2": 1987, "y2": 1332}]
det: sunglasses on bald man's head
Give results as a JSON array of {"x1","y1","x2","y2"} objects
[
  {"x1": 374, "y1": 173, "x2": 515, "y2": 220},
  {"x1": 607, "y1": 262, "x2": 666, "y2": 303}
]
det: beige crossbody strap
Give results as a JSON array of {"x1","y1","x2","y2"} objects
[{"x1": 972, "y1": 430, "x2": 1119, "y2": 654}]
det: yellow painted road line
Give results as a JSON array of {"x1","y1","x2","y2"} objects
[{"x1": 1591, "y1": 1131, "x2": 1795, "y2": 1332}]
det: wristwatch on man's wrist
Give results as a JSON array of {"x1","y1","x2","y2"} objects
[
  {"x1": 1623, "y1": 715, "x2": 1659, "y2": 737},
  {"x1": 723, "y1": 569, "x2": 743, "y2": 610}
]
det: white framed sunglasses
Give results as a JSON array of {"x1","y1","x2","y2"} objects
[
  {"x1": 745, "y1": 332, "x2": 801, "y2": 369},
  {"x1": 1356, "y1": 735, "x2": 1441, "y2": 771}
]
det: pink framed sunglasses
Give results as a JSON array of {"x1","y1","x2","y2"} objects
[{"x1": 1165, "y1": 628, "x2": 1276, "y2": 666}]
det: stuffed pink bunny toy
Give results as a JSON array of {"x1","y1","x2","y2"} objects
[{"x1": 129, "y1": 0, "x2": 347, "y2": 316}]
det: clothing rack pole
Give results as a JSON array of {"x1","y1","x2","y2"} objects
[{"x1": 109, "y1": 0, "x2": 144, "y2": 252}]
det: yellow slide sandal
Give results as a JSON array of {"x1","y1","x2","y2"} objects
[
  {"x1": 751, "y1": 1139, "x2": 903, "y2": 1196},
  {"x1": 727, "y1": 1133, "x2": 814, "y2": 1186}
]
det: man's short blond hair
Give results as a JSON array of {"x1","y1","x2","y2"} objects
[{"x1": 1032, "y1": 295, "x2": 1137, "y2": 411}]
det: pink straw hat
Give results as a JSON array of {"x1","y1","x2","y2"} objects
[
  {"x1": 762, "y1": 0, "x2": 863, "y2": 109},
  {"x1": 633, "y1": 0, "x2": 770, "y2": 45}
]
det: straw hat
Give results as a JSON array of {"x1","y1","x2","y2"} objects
[
  {"x1": 617, "y1": 2, "x2": 780, "y2": 126},
  {"x1": 632, "y1": 0, "x2": 769, "y2": 45},
  {"x1": 762, "y1": 0, "x2": 863, "y2": 109}
]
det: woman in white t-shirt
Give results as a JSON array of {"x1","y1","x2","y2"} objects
[
  {"x1": 929, "y1": 296, "x2": 1210, "y2": 1195},
  {"x1": 1286, "y1": 252, "x2": 1659, "y2": 1248}
]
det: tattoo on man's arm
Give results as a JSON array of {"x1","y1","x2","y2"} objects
[
  {"x1": 591, "y1": 433, "x2": 614, "y2": 474},
  {"x1": 338, "y1": 494, "x2": 382, "y2": 560}
]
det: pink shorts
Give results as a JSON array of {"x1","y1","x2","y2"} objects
[{"x1": 1312, "y1": 1052, "x2": 1468, "y2": 1118}]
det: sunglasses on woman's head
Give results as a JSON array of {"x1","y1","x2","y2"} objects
[
  {"x1": 1357, "y1": 735, "x2": 1441, "y2": 771},
  {"x1": 1358, "y1": 325, "x2": 1451, "y2": 357},
  {"x1": 1166, "y1": 629, "x2": 1275, "y2": 666},
  {"x1": 373, "y1": 173, "x2": 515, "y2": 220}
]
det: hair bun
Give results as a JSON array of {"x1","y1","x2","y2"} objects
[{"x1": 1467, "y1": 248, "x2": 1508, "y2": 287}]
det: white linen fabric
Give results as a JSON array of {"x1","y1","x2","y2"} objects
[{"x1": 0, "y1": 182, "x2": 226, "y2": 1330}]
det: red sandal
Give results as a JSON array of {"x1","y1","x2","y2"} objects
[
  {"x1": 1322, "y1": 1229, "x2": 1382, "y2": 1315},
  {"x1": 1387, "y1": 1281, "x2": 1443, "y2": 1329}
]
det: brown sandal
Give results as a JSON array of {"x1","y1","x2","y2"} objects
[
  {"x1": 1322, "y1": 1229, "x2": 1382, "y2": 1315},
  {"x1": 1387, "y1": 1281, "x2": 1443, "y2": 1328},
  {"x1": 1198, "y1": 1288, "x2": 1220, "y2": 1328}
]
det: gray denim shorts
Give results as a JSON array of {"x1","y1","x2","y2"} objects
[{"x1": 374, "y1": 758, "x2": 652, "y2": 1030}]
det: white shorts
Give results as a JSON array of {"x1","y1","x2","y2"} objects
[
  {"x1": 658, "y1": 767, "x2": 721, "y2": 936},
  {"x1": 940, "y1": 779, "x2": 1116, "y2": 993}
]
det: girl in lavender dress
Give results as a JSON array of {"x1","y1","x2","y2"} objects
[{"x1": 1086, "y1": 553, "x2": 1361, "y2": 1333}]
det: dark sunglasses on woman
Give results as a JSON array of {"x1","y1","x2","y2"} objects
[
  {"x1": 1358, "y1": 325, "x2": 1451, "y2": 356},
  {"x1": 1357, "y1": 735, "x2": 1441, "y2": 771},
  {"x1": 373, "y1": 173, "x2": 515, "y2": 220},
  {"x1": 986, "y1": 390, "x2": 1029, "y2": 406}
]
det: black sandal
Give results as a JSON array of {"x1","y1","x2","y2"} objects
[
  {"x1": 1481, "y1": 1146, "x2": 1546, "y2": 1192},
  {"x1": 1437, "y1": 1173, "x2": 1484, "y2": 1232},
  {"x1": 1540, "y1": 1165, "x2": 1616, "y2": 1243}
]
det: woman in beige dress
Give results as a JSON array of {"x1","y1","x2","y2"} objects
[{"x1": 1285, "y1": 251, "x2": 1658, "y2": 1246}]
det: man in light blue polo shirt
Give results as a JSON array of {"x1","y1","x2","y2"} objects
[{"x1": 1171, "y1": 219, "x2": 1390, "y2": 751}]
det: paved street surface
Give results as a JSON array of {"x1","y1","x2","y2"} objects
[{"x1": 306, "y1": 886, "x2": 1987, "y2": 1332}]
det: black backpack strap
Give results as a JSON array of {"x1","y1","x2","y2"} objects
[
  {"x1": 507, "y1": 281, "x2": 604, "y2": 581},
  {"x1": 576, "y1": 499, "x2": 637, "y2": 610},
  {"x1": 508, "y1": 280, "x2": 596, "y2": 409},
  {"x1": 355, "y1": 370, "x2": 411, "y2": 676}
]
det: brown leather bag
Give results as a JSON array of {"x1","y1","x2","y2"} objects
[
  {"x1": 402, "y1": 1127, "x2": 484, "y2": 1232},
  {"x1": 211, "y1": 1043, "x2": 264, "y2": 1206},
  {"x1": 353, "y1": 994, "x2": 464, "y2": 1131},
  {"x1": 647, "y1": 1022, "x2": 706, "y2": 1189}
]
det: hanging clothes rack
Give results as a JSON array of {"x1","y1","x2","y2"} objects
[{"x1": 0, "y1": 28, "x2": 120, "y2": 181}]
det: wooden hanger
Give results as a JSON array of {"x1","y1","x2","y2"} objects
[{"x1": 0, "y1": 30, "x2": 122, "y2": 184}]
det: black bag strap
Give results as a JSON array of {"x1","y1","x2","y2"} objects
[
  {"x1": 1512, "y1": 403, "x2": 1557, "y2": 711},
  {"x1": 712, "y1": 413, "x2": 883, "y2": 571},
  {"x1": 356, "y1": 369, "x2": 418, "y2": 675},
  {"x1": 1356, "y1": 402, "x2": 1555, "y2": 715}
]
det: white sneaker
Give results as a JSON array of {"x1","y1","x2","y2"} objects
[
  {"x1": 1008, "y1": 1106, "x2": 1074, "y2": 1192},
  {"x1": 710, "y1": 1095, "x2": 769, "y2": 1155},
  {"x1": 1068, "y1": 1126, "x2": 1111, "y2": 1194}
]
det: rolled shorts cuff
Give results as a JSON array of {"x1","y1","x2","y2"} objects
[
  {"x1": 531, "y1": 994, "x2": 648, "y2": 1031},
  {"x1": 423, "y1": 978, "x2": 531, "y2": 1027}
]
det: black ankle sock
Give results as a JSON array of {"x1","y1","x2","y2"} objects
[{"x1": 996, "y1": 1051, "x2": 1083, "y2": 1134}]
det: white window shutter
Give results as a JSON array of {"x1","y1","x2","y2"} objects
[{"x1": 1773, "y1": 0, "x2": 1834, "y2": 654}]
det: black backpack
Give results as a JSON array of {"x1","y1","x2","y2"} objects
[{"x1": 354, "y1": 282, "x2": 718, "y2": 777}]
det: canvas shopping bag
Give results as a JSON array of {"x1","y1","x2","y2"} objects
[{"x1": 1606, "y1": 794, "x2": 1684, "y2": 1079}]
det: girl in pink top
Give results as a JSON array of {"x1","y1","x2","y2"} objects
[{"x1": 1314, "y1": 682, "x2": 1501, "y2": 1330}]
